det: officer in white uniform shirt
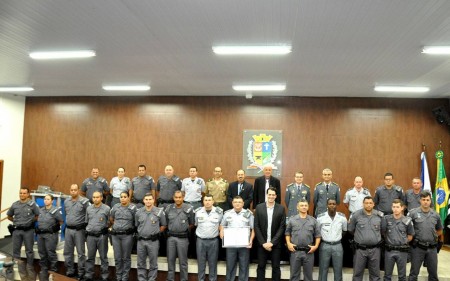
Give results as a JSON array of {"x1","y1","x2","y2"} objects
[
  {"x1": 343, "y1": 176, "x2": 371, "y2": 215},
  {"x1": 181, "y1": 166, "x2": 206, "y2": 210},
  {"x1": 317, "y1": 199, "x2": 347, "y2": 281}
]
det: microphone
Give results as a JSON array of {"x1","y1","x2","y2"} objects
[{"x1": 50, "y1": 175, "x2": 59, "y2": 187}]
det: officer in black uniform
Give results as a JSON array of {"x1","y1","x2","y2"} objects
[
  {"x1": 36, "y1": 194, "x2": 63, "y2": 281},
  {"x1": 7, "y1": 187, "x2": 40, "y2": 281}
]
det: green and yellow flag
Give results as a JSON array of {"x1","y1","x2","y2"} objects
[{"x1": 434, "y1": 150, "x2": 449, "y2": 225}]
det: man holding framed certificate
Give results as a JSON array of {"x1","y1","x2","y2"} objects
[{"x1": 220, "y1": 196, "x2": 255, "y2": 281}]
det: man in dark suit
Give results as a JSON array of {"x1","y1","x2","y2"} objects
[
  {"x1": 227, "y1": 169, "x2": 253, "y2": 209},
  {"x1": 254, "y1": 187, "x2": 286, "y2": 281},
  {"x1": 253, "y1": 165, "x2": 281, "y2": 206}
]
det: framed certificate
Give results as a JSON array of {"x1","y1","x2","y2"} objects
[{"x1": 222, "y1": 226, "x2": 250, "y2": 248}]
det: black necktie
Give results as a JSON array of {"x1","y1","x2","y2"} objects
[
  {"x1": 326, "y1": 184, "x2": 329, "y2": 192},
  {"x1": 238, "y1": 184, "x2": 242, "y2": 194}
]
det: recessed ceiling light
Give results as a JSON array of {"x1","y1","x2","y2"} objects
[
  {"x1": 0, "y1": 87, "x2": 34, "y2": 92},
  {"x1": 213, "y1": 46, "x2": 291, "y2": 55},
  {"x1": 102, "y1": 85, "x2": 150, "y2": 91},
  {"x1": 374, "y1": 86, "x2": 429, "y2": 93},
  {"x1": 29, "y1": 50, "x2": 96, "y2": 59},
  {"x1": 422, "y1": 46, "x2": 450, "y2": 55},
  {"x1": 233, "y1": 84, "x2": 286, "y2": 91}
]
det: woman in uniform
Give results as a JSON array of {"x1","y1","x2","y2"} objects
[
  {"x1": 36, "y1": 194, "x2": 63, "y2": 281},
  {"x1": 110, "y1": 191, "x2": 137, "y2": 281}
]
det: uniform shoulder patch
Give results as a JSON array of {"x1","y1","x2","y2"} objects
[
  {"x1": 243, "y1": 209, "x2": 252, "y2": 218},
  {"x1": 394, "y1": 185, "x2": 403, "y2": 192},
  {"x1": 145, "y1": 175, "x2": 152, "y2": 181},
  {"x1": 401, "y1": 216, "x2": 412, "y2": 225},
  {"x1": 207, "y1": 178, "x2": 213, "y2": 182},
  {"x1": 376, "y1": 210, "x2": 384, "y2": 217},
  {"x1": 315, "y1": 182, "x2": 323, "y2": 187},
  {"x1": 215, "y1": 206, "x2": 223, "y2": 214},
  {"x1": 223, "y1": 179, "x2": 228, "y2": 183}
]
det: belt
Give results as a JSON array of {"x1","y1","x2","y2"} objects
[
  {"x1": 322, "y1": 240, "x2": 341, "y2": 245},
  {"x1": 168, "y1": 231, "x2": 189, "y2": 238},
  {"x1": 66, "y1": 224, "x2": 86, "y2": 231},
  {"x1": 110, "y1": 228, "x2": 135, "y2": 235},
  {"x1": 15, "y1": 225, "x2": 34, "y2": 231},
  {"x1": 197, "y1": 236, "x2": 218, "y2": 240},
  {"x1": 385, "y1": 244, "x2": 409, "y2": 252},
  {"x1": 35, "y1": 229, "x2": 58, "y2": 234},
  {"x1": 293, "y1": 246, "x2": 310, "y2": 252},
  {"x1": 138, "y1": 233, "x2": 160, "y2": 241},
  {"x1": 416, "y1": 240, "x2": 437, "y2": 250},
  {"x1": 86, "y1": 228, "x2": 108, "y2": 237},
  {"x1": 355, "y1": 241, "x2": 383, "y2": 250}
]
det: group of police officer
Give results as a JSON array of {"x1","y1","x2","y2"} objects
[{"x1": 6, "y1": 165, "x2": 445, "y2": 281}]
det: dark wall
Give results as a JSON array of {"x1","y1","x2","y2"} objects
[{"x1": 21, "y1": 96, "x2": 450, "y2": 213}]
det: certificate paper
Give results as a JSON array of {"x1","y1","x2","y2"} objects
[{"x1": 222, "y1": 226, "x2": 250, "y2": 248}]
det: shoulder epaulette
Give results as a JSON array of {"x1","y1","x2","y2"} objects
[
  {"x1": 207, "y1": 178, "x2": 213, "y2": 182},
  {"x1": 99, "y1": 177, "x2": 106, "y2": 183},
  {"x1": 184, "y1": 205, "x2": 193, "y2": 213},
  {"x1": 402, "y1": 216, "x2": 412, "y2": 225},
  {"x1": 164, "y1": 205, "x2": 172, "y2": 213},
  {"x1": 287, "y1": 183, "x2": 295, "y2": 188},
  {"x1": 80, "y1": 197, "x2": 90, "y2": 204},
  {"x1": 222, "y1": 179, "x2": 228, "y2": 183},
  {"x1": 145, "y1": 175, "x2": 153, "y2": 181},
  {"x1": 243, "y1": 209, "x2": 252, "y2": 218},
  {"x1": 304, "y1": 184, "x2": 310, "y2": 188},
  {"x1": 194, "y1": 207, "x2": 202, "y2": 213},
  {"x1": 27, "y1": 200, "x2": 35, "y2": 207},
  {"x1": 337, "y1": 212, "x2": 346, "y2": 218},
  {"x1": 315, "y1": 182, "x2": 323, "y2": 187},
  {"x1": 375, "y1": 210, "x2": 384, "y2": 217},
  {"x1": 332, "y1": 182, "x2": 339, "y2": 186},
  {"x1": 395, "y1": 185, "x2": 403, "y2": 192},
  {"x1": 215, "y1": 206, "x2": 223, "y2": 214},
  {"x1": 128, "y1": 204, "x2": 136, "y2": 211},
  {"x1": 224, "y1": 209, "x2": 233, "y2": 214},
  {"x1": 156, "y1": 207, "x2": 164, "y2": 217},
  {"x1": 173, "y1": 176, "x2": 180, "y2": 181},
  {"x1": 50, "y1": 206, "x2": 61, "y2": 214},
  {"x1": 317, "y1": 212, "x2": 326, "y2": 218}
]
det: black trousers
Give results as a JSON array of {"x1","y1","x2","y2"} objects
[{"x1": 256, "y1": 244, "x2": 281, "y2": 281}]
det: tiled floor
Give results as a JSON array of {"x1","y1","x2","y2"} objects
[{"x1": 15, "y1": 243, "x2": 450, "y2": 280}]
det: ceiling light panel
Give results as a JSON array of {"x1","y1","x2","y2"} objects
[
  {"x1": 374, "y1": 86, "x2": 429, "y2": 93},
  {"x1": 233, "y1": 84, "x2": 286, "y2": 91},
  {"x1": 213, "y1": 46, "x2": 291, "y2": 55},
  {"x1": 29, "y1": 50, "x2": 96, "y2": 59}
]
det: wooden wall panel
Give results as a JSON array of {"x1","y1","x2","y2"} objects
[{"x1": 21, "y1": 96, "x2": 450, "y2": 214}]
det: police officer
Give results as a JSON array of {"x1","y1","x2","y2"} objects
[
  {"x1": 374, "y1": 172, "x2": 404, "y2": 215},
  {"x1": 343, "y1": 176, "x2": 370, "y2": 216},
  {"x1": 317, "y1": 199, "x2": 347, "y2": 281},
  {"x1": 381, "y1": 199, "x2": 414, "y2": 281},
  {"x1": 165, "y1": 191, "x2": 194, "y2": 281},
  {"x1": 407, "y1": 191, "x2": 442, "y2": 281},
  {"x1": 36, "y1": 194, "x2": 63, "y2": 281},
  {"x1": 110, "y1": 192, "x2": 137, "y2": 281},
  {"x1": 110, "y1": 167, "x2": 132, "y2": 207},
  {"x1": 220, "y1": 196, "x2": 255, "y2": 281},
  {"x1": 348, "y1": 196, "x2": 383, "y2": 281},
  {"x1": 285, "y1": 171, "x2": 310, "y2": 218},
  {"x1": 7, "y1": 187, "x2": 40, "y2": 281},
  {"x1": 135, "y1": 193, "x2": 167, "y2": 281},
  {"x1": 195, "y1": 194, "x2": 223, "y2": 281},
  {"x1": 313, "y1": 168, "x2": 340, "y2": 216},
  {"x1": 85, "y1": 191, "x2": 111, "y2": 281},
  {"x1": 182, "y1": 166, "x2": 206, "y2": 210},
  {"x1": 156, "y1": 165, "x2": 182, "y2": 208},
  {"x1": 205, "y1": 167, "x2": 229, "y2": 211},
  {"x1": 404, "y1": 177, "x2": 433, "y2": 212},
  {"x1": 131, "y1": 164, "x2": 155, "y2": 208},
  {"x1": 81, "y1": 168, "x2": 110, "y2": 203},
  {"x1": 64, "y1": 184, "x2": 90, "y2": 280},
  {"x1": 285, "y1": 200, "x2": 321, "y2": 281}
]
